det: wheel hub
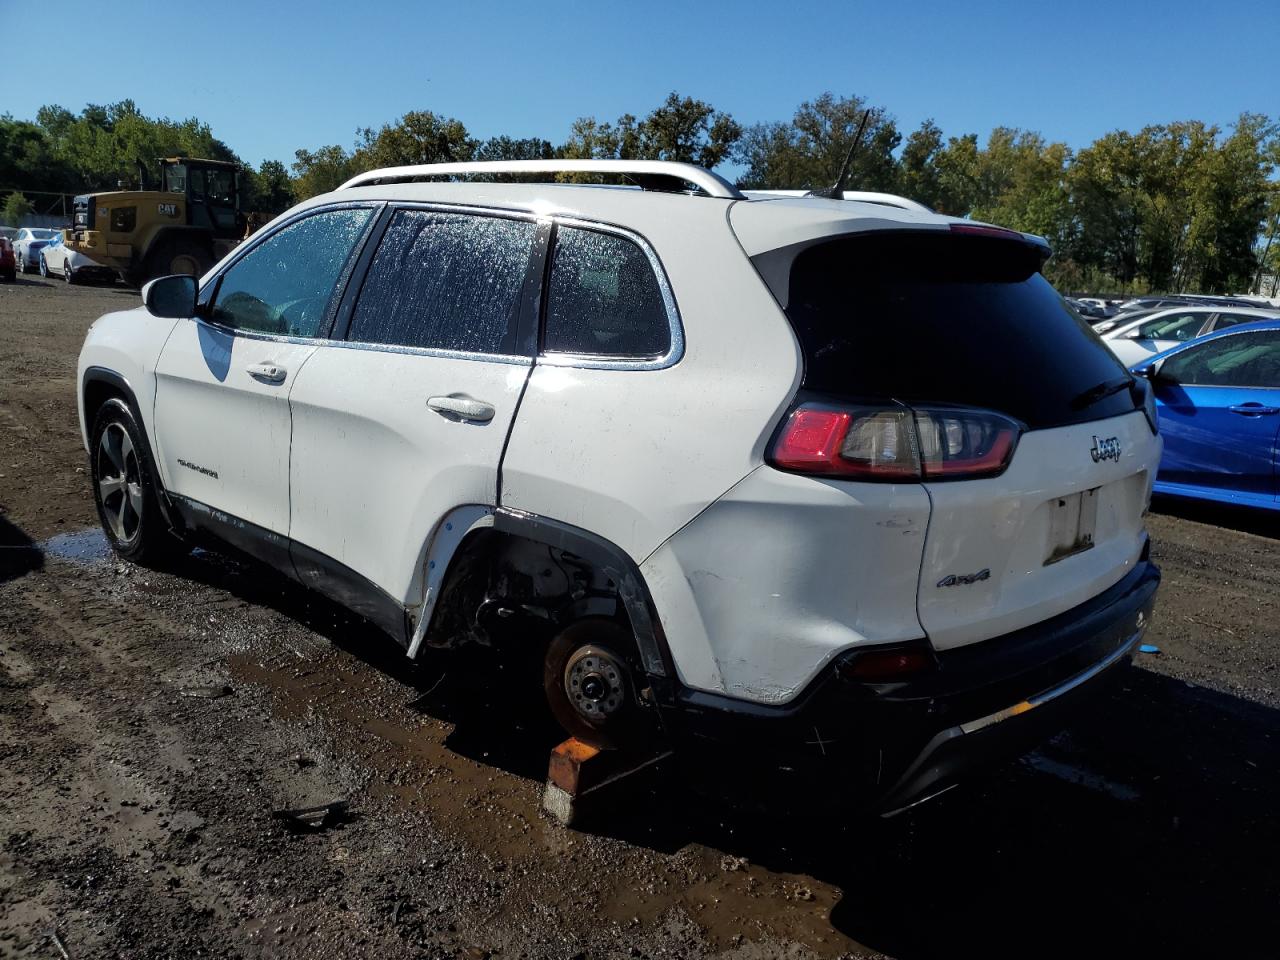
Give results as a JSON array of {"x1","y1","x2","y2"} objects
[{"x1": 563, "y1": 646, "x2": 626, "y2": 722}]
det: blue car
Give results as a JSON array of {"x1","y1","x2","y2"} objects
[{"x1": 1131, "y1": 319, "x2": 1280, "y2": 511}]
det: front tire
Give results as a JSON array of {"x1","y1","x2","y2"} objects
[
  {"x1": 37, "y1": 254, "x2": 48, "y2": 278},
  {"x1": 89, "y1": 399, "x2": 181, "y2": 566},
  {"x1": 63, "y1": 258, "x2": 75, "y2": 284},
  {"x1": 143, "y1": 236, "x2": 213, "y2": 285}
]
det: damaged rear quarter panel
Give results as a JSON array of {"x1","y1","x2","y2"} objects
[{"x1": 640, "y1": 466, "x2": 931, "y2": 704}]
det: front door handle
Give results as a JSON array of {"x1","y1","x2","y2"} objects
[
  {"x1": 1227, "y1": 403, "x2": 1280, "y2": 416},
  {"x1": 247, "y1": 362, "x2": 287, "y2": 384},
  {"x1": 427, "y1": 396, "x2": 495, "y2": 423}
]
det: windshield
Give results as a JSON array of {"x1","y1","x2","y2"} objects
[
  {"x1": 29, "y1": 229, "x2": 57, "y2": 240},
  {"x1": 781, "y1": 232, "x2": 1138, "y2": 430}
]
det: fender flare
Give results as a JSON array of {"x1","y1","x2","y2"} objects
[
  {"x1": 491, "y1": 508, "x2": 673, "y2": 682},
  {"x1": 81, "y1": 366, "x2": 181, "y2": 533},
  {"x1": 406, "y1": 506, "x2": 675, "y2": 686}
]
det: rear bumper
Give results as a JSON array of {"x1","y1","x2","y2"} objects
[{"x1": 662, "y1": 555, "x2": 1160, "y2": 813}]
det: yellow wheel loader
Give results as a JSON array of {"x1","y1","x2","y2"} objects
[{"x1": 65, "y1": 157, "x2": 245, "y2": 287}]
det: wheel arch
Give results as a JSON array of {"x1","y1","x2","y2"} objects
[
  {"x1": 408, "y1": 507, "x2": 674, "y2": 685},
  {"x1": 81, "y1": 366, "x2": 180, "y2": 532}
]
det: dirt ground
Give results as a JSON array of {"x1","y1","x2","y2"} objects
[{"x1": 1, "y1": 274, "x2": 1278, "y2": 959}]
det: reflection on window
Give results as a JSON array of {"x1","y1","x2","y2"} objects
[
  {"x1": 1139, "y1": 314, "x2": 1203, "y2": 341},
  {"x1": 1162, "y1": 333, "x2": 1280, "y2": 388},
  {"x1": 211, "y1": 208, "x2": 373, "y2": 337},
  {"x1": 165, "y1": 164, "x2": 187, "y2": 193},
  {"x1": 349, "y1": 211, "x2": 535, "y2": 355},
  {"x1": 544, "y1": 227, "x2": 669, "y2": 358}
]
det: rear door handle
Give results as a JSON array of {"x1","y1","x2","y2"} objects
[
  {"x1": 1227, "y1": 403, "x2": 1280, "y2": 416},
  {"x1": 427, "y1": 396, "x2": 495, "y2": 423},
  {"x1": 246, "y1": 362, "x2": 287, "y2": 384}
]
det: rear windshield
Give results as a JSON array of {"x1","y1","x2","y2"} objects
[{"x1": 782, "y1": 233, "x2": 1138, "y2": 429}]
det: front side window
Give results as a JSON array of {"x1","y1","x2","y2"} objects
[
  {"x1": 1160, "y1": 332, "x2": 1280, "y2": 388},
  {"x1": 543, "y1": 227, "x2": 670, "y2": 359},
  {"x1": 348, "y1": 210, "x2": 535, "y2": 355},
  {"x1": 165, "y1": 164, "x2": 187, "y2": 193},
  {"x1": 206, "y1": 170, "x2": 235, "y2": 205},
  {"x1": 210, "y1": 207, "x2": 373, "y2": 337},
  {"x1": 1136, "y1": 312, "x2": 1206, "y2": 341}
]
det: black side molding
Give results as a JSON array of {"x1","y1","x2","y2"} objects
[{"x1": 167, "y1": 493, "x2": 411, "y2": 647}]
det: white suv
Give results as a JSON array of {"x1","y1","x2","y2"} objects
[{"x1": 77, "y1": 160, "x2": 1162, "y2": 812}]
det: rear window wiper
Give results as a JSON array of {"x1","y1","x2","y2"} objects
[{"x1": 1070, "y1": 376, "x2": 1133, "y2": 411}]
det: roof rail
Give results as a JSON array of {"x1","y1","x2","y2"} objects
[
  {"x1": 338, "y1": 160, "x2": 744, "y2": 199},
  {"x1": 742, "y1": 189, "x2": 935, "y2": 214}
]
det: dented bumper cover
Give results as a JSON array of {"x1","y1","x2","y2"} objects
[{"x1": 657, "y1": 554, "x2": 1160, "y2": 813}]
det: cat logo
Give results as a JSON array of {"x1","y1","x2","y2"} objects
[{"x1": 158, "y1": 202, "x2": 178, "y2": 217}]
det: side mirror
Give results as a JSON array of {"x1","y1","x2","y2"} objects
[
  {"x1": 1132, "y1": 360, "x2": 1165, "y2": 382},
  {"x1": 141, "y1": 274, "x2": 197, "y2": 318}
]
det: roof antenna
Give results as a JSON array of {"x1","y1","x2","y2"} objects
[{"x1": 807, "y1": 109, "x2": 871, "y2": 200}]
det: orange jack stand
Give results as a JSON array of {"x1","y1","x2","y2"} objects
[{"x1": 541, "y1": 737, "x2": 671, "y2": 827}]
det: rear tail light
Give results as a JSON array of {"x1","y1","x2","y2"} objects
[
  {"x1": 835, "y1": 642, "x2": 937, "y2": 682},
  {"x1": 769, "y1": 402, "x2": 1022, "y2": 481}
]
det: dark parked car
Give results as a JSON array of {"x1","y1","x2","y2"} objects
[{"x1": 0, "y1": 237, "x2": 16, "y2": 282}]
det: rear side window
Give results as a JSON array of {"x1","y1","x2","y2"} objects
[
  {"x1": 543, "y1": 226, "x2": 670, "y2": 359},
  {"x1": 1160, "y1": 331, "x2": 1280, "y2": 387},
  {"x1": 783, "y1": 233, "x2": 1137, "y2": 429},
  {"x1": 349, "y1": 210, "x2": 535, "y2": 355}
]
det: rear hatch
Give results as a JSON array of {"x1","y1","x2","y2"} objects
[{"x1": 771, "y1": 227, "x2": 1160, "y2": 650}]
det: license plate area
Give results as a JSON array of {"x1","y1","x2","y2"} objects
[{"x1": 1045, "y1": 488, "x2": 1099, "y2": 565}]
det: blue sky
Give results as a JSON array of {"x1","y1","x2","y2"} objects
[{"x1": 2, "y1": 0, "x2": 1276, "y2": 171}]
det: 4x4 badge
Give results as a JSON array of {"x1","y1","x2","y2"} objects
[
  {"x1": 937, "y1": 569, "x2": 991, "y2": 588},
  {"x1": 1091, "y1": 436, "x2": 1121, "y2": 463}
]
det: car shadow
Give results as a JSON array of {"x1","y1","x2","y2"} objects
[
  {"x1": 1152, "y1": 494, "x2": 1280, "y2": 540},
  {"x1": 0, "y1": 514, "x2": 43, "y2": 583},
  {"x1": 154, "y1": 545, "x2": 1280, "y2": 958},
  {"x1": 574, "y1": 667, "x2": 1280, "y2": 959}
]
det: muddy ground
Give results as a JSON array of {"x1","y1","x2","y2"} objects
[{"x1": 0, "y1": 274, "x2": 1277, "y2": 959}]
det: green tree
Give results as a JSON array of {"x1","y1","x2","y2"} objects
[
  {"x1": 475, "y1": 136, "x2": 554, "y2": 162},
  {"x1": 632, "y1": 92, "x2": 741, "y2": 168},
  {"x1": 559, "y1": 93, "x2": 739, "y2": 183},
  {"x1": 734, "y1": 93, "x2": 900, "y2": 192},
  {"x1": 1, "y1": 192, "x2": 33, "y2": 226},
  {"x1": 244, "y1": 159, "x2": 294, "y2": 215},
  {"x1": 291, "y1": 145, "x2": 355, "y2": 200},
  {"x1": 352, "y1": 111, "x2": 475, "y2": 170}
]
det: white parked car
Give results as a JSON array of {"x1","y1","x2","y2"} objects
[
  {"x1": 76, "y1": 160, "x2": 1162, "y2": 813},
  {"x1": 1100, "y1": 305, "x2": 1280, "y2": 367},
  {"x1": 13, "y1": 226, "x2": 61, "y2": 272},
  {"x1": 39, "y1": 234, "x2": 117, "y2": 285}
]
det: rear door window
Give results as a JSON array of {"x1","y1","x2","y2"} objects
[
  {"x1": 782, "y1": 232, "x2": 1138, "y2": 429},
  {"x1": 1160, "y1": 331, "x2": 1280, "y2": 387},
  {"x1": 543, "y1": 226, "x2": 670, "y2": 359},
  {"x1": 348, "y1": 210, "x2": 536, "y2": 356}
]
